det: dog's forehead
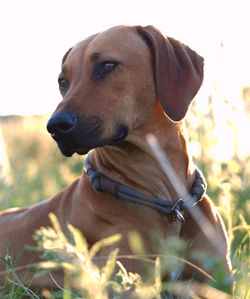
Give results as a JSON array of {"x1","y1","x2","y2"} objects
[
  {"x1": 87, "y1": 26, "x2": 141, "y2": 49},
  {"x1": 70, "y1": 26, "x2": 147, "y2": 62}
]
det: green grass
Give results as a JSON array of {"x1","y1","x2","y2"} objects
[{"x1": 0, "y1": 111, "x2": 249, "y2": 298}]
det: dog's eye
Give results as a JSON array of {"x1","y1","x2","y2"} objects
[
  {"x1": 58, "y1": 78, "x2": 68, "y2": 92},
  {"x1": 94, "y1": 61, "x2": 119, "y2": 79},
  {"x1": 103, "y1": 62, "x2": 115, "y2": 71}
]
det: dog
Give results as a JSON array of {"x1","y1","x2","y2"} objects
[{"x1": 0, "y1": 25, "x2": 232, "y2": 291}]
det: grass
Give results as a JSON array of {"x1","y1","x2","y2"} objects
[{"x1": 0, "y1": 106, "x2": 249, "y2": 298}]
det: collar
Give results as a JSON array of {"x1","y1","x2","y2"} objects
[{"x1": 83, "y1": 154, "x2": 207, "y2": 223}]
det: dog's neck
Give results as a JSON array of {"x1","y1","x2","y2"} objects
[{"x1": 87, "y1": 109, "x2": 195, "y2": 203}]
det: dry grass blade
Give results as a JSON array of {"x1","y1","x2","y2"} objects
[{"x1": 146, "y1": 134, "x2": 228, "y2": 254}]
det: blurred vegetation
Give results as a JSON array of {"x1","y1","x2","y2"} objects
[
  {"x1": 0, "y1": 115, "x2": 83, "y2": 209},
  {"x1": 0, "y1": 98, "x2": 249, "y2": 298}
]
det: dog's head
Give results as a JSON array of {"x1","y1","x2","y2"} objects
[{"x1": 47, "y1": 25, "x2": 204, "y2": 157}]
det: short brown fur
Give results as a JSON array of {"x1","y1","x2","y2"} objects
[{"x1": 0, "y1": 25, "x2": 232, "y2": 290}]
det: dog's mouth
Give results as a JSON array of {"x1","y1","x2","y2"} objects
[
  {"x1": 47, "y1": 111, "x2": 129, "y2": 157},
  {"x1": 53, "y1": 123, "x2": 129, "y2": 157}
]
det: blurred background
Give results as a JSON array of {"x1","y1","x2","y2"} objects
[{"x1": 0, "y1": 1, "x2": 249, "y2": 296}]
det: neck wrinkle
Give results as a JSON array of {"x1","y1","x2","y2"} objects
[{"x1": 88, "y1": 121, "x2": 193, "y2": 203}]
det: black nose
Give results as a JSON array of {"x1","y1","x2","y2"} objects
[{"x1": 47, "y1": 111, "x2": 77, "y2": 137}]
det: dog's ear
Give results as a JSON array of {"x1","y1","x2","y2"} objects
[
  {"x1": 62, "y1": 47, "x2": 72, "y2": 66},
  {"x1": 137, "y1": 26, "x2": 204, "y2": 121}
]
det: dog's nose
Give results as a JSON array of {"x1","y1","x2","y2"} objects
[{"x1": 47, "y1": 111, "x2": 77, "y2": 137}]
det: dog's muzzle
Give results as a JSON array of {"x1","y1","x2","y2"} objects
[
  {"x1": 47, "y1": 111, "x2": 89, "y2": 156},
  {"x1": 47, "y1": 111, "x2": 77, "y2": 138},
  {"x1": 47, "y1": 111, "x2": 129, "y2": 157}
]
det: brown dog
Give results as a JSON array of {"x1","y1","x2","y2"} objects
[{"x1": 0, "y1": 25, "x2": 232, "y2": 290}]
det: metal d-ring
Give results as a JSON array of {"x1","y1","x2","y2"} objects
[
  {"x1": 171, "y1": 198, "x2": 185, "y2": 223},
  {"x1": 174, "y1": 209, "x2": 185, "y2": 223}
]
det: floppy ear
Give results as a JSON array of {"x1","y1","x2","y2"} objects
[
  {"x1": 62, "y1": 47, "x2": 72, "y2": 66},
  {"x1": 137, "y1": 26, "x2": 204, "y2": 121}
]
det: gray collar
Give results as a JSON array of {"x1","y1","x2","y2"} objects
[{"x1": 84, "y1": 154, "x2": 206, "y2": 223}]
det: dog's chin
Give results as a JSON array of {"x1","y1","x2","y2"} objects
[
  {"x1": 58, "y1": 125, "x2": 129, "y2": 157},
  {"x1": 59, "y1": 147, "x2": 90, "y2": 157}
]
